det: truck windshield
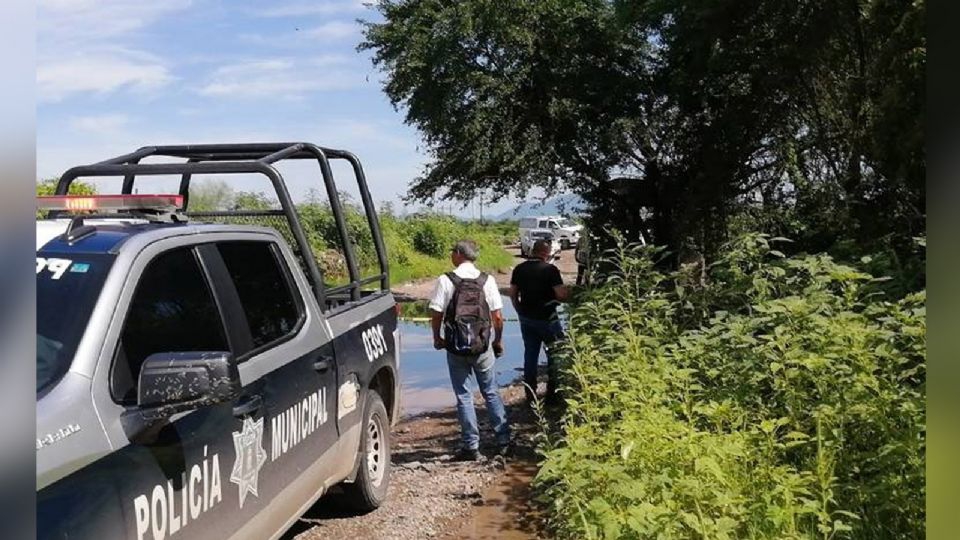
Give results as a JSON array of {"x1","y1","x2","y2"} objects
[
  {"x1": 558, "y1": 218, "x2": 577, "y2": 227},
  {"x1": 36, "y1": 252, "x2": 115, "y2": 394}
]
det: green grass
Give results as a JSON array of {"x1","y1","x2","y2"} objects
[
  {"x1": 326, "y1": 208, "x2": 517, "y2": 287},
  {"x1": 385, "y1": 237, "x2": 513, "y2": 286},
  {"x1": 474, "y1": 240, "x2": 515, "y2": 273},
  {"x1": 384, "y1": 251, "x2": 449, "y2": 286},
  {"x1": 377, "y1": 211, "x2": 514, "y2": 287}
]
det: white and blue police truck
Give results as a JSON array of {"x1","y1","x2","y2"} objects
[{"x1": 36, "y1": 143, "x2": 401, "y2": 540}]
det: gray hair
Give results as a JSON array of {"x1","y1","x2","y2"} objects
[{"x1": 452, "y1": 239, "x2": 479, "y2": 261}]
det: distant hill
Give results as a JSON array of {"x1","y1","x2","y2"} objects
[{"x1": 495, "y1": 194, "x2": 585, "y2": 220}]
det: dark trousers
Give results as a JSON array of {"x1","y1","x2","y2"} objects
[{"x1": 518, "y1": 316, "x2": 565, "y2": 402}]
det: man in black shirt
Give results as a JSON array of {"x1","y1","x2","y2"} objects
[{"x1": 509, "y1": 239, "x2": 570, "y2": 403}]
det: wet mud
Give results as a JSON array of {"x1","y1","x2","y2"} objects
[{"x1": 440, "y1": 459, "x2": 545, "y2": 540}]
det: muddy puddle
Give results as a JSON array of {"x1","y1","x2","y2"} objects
[{"x1": 440, "y1": 461, "x2": 544, "y2": 539}]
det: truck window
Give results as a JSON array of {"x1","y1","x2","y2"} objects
[
  {"x1": 37, "y1": 253, "x2": 116, "y2": 394},
  {"x1": 110, "y1": 247, "x2": 229, "y2": 404},
  {"x1": 538, "y1": 220, "x2": 549, "y2": 228},
  {"x1": 216, "y1": 241, "x2": 303, "y2": 354}
]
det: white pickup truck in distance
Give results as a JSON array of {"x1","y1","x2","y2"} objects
[{"x1": 519, "y1": 215, "x2": 582, "y2": 250}]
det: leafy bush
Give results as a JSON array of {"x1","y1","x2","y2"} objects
[
  {"x1": 36, "y1": 178, "x2": 97, "y2": 197},
  {"x1": 537, "y1": 234, "x2": 925, "y2": 539},
  {"x1": 408, "y1": 216, "x2": 459, "y2": 257},
  {"x1": 377, "y1": 213, "x2": 450, "y2": 285},
  {"x1": 292, "y1": 204, "x2": 514, "y2": 285}
]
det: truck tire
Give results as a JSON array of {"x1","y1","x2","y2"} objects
[{"x1": 342, "y1": 391, "x2": 390, "y2": 512}]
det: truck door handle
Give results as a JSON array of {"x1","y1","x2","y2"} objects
[
  {"x1": 232, "y1": 394, "x2": 263, "y2": 418},
  {"x1": 313, "y1": 356, "x2": 334, "y2": 373}
]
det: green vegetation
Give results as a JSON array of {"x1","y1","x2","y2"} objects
[
  {"x1": 536, "y1": 235, "x2": 925, "y2": 539},
  {"x1": 184, "y1": 180, "x2": 514, "y2": 285},
  {"x1": 187, "y1": 180, "x2": 515, "y2": 286},
  {"x1": 379, "y1": 211, "x2": 515, "y2": 285},
  {"x1": 36, "y1": 178, "x2": 97, "y2": 196},
  {"x1": 363, "y1": 9, "x2": 926, "y2": 534},
  {"x1": 222, "y1": 197, "x2": 513, "y2": 286},
  {"x1": 289, "y1": 198, "x2": 514, "y2": 285},
  {"x1": 362, "y1": 0, "x2": 924, "y2": 269}
]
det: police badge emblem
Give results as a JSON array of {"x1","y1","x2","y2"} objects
[{"x1": 230, "y1": 416, "x2": 268, "y2": 508}]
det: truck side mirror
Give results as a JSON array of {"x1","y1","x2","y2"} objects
[{"x1": 137, "y1": 351, "x2": 240, "y2": 421}]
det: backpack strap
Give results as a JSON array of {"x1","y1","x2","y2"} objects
[
  {"x1": 444, "y1": 272, "x2": 462, "y2": 321},
  {"x1": 475, "y1": 272, "x2": 492, "y2": 317}
]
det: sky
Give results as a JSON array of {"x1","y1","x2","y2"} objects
[{"x1": 35, "y1": 0, "x2": 526, "y2": 217}]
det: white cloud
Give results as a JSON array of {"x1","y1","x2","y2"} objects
[
  {"x1": 310, "y1": 54, "x2": 353, "y2": 67},
  {"x1": 37, "y1": 0, "x2": 190, "y2": 101},
  {"x1": 38, "y1": 0, "x2": 192, "y2": 46},
  {"x1": 38, "y1": 52, "x2": 172, "y2": 102},
  {"x1": 252, "y1": 0, "x2": 367, "y2": 18},
  {"x1": 197, "y1": 58, "x2": 363, "y2": 98},
  {"x1": 306, "y1": 20, "x2": 360, "y2": 42},
  {"x1": 68, "y1": 113, "x2": 130, "y2": 135},
  {"x1": 235, "y1": 23, "x2": 363, "y2": 50}
]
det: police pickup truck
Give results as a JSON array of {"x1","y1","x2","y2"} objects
[{"x1": 36, "y1": 143, "x2": 400, "y2": 540}]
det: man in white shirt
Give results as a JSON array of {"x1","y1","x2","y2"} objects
[{"x1": 429, "y1": 240, "x2": 511, "y2": 461}]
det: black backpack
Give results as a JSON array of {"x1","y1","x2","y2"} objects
[{"x1": 443, "y1": 272, "x2": 492, "y2": 355}]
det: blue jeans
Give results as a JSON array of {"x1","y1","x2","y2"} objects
[
  {"x1": 519, "y1": 316, "x2": 565, "y2": 401},
  {"x1": 446, "y1": 349, "x2": 511, "y2": 450}
]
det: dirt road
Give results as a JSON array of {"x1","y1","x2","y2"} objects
[
  {"x1": 285, "y1": 385, "x2": 549, "y2": 540},
  {"x1": 392, "y1": 245, "x2": 578, "y2": 302},
  {"x1": 283, "y1": 244, "x2": 571, "y2": 539}
]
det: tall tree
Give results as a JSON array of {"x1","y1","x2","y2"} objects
[{"x1": 362, "y1": 0, "x2": 925, "y2": 260}]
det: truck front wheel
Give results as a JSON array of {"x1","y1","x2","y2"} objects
[{"x1": 342, "y1": 391, "x2": 390, "y2": 512}]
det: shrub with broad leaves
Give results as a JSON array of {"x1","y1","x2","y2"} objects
[{"x1": 537, "y1": 233, "x2": 925, "y2": 539}]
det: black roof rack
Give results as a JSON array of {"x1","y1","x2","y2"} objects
[{"x1": 51, "y1": 142, "x2": 389, "y2": 309}]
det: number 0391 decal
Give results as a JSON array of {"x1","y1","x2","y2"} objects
[{"x1": 362, "y1": 324, "x2": 388, "y2": 362}]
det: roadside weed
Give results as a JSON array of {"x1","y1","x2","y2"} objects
[{"x1": 536, "y1": 234, "x2": 925, "y2": 539}]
